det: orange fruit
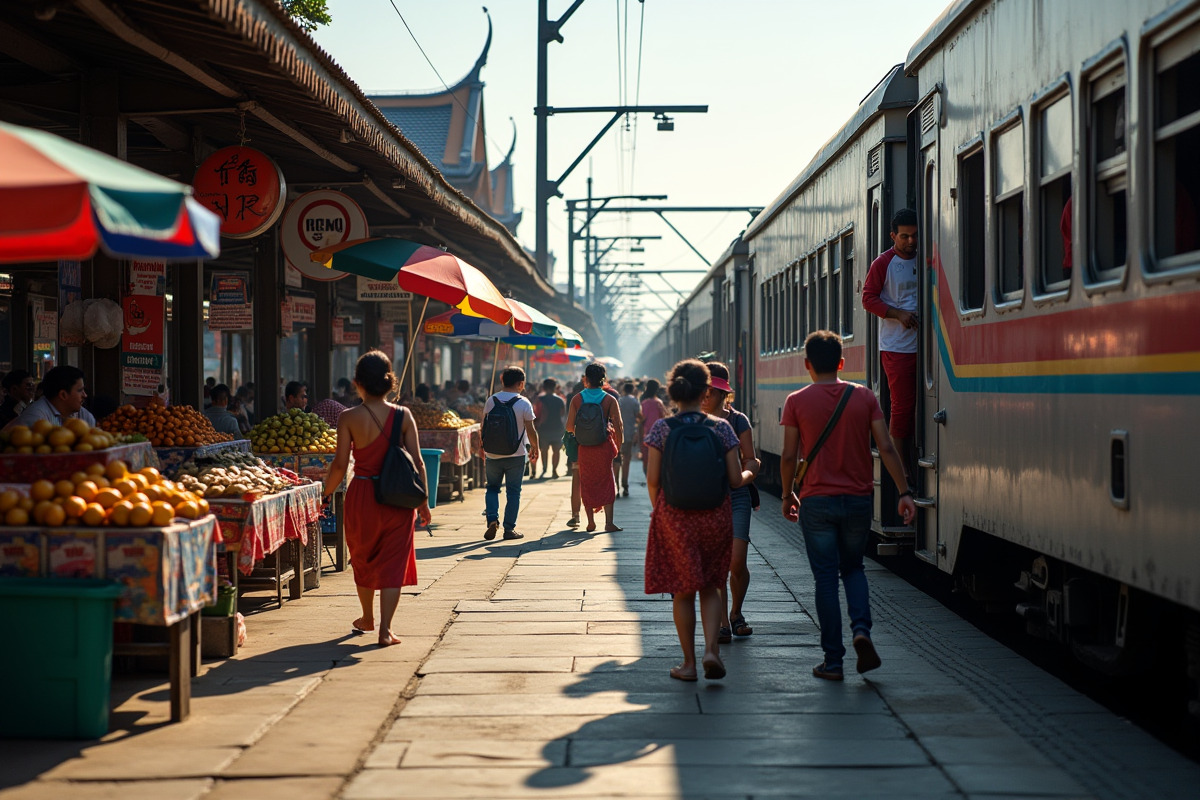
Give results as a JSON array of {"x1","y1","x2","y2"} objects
[
  {"x1": 33, "y1": 499, "x2": 55, "y2": 525},
  {"x1": 70, "y1": 471, "x2": 90, "y2": 485},
  {"x1": 47, "y1": 428, "x2": 75, "y2": 448},
  {"x1": 127, "y1": 492, "x2": 150, "y2": 506},
  {"x1": 75, "y1": 481, "x2": 99, "y2": 503},
  {"x1": 54, "y1": 480, "x2": 75, "y2": 497},
  {"x1": 62, "y1": 496, "x2": 87, "y2": 518},
  {"x1": 139, "y1": 467, "x2": 162, "y2": 484},
  {"x1": 52, "y1": 445, "x2": 71, "y2": 454},
  {"x1": 0, "y1": 489, "x2": 20, "y2": 513},
  {"x1": 112, "y1": 479, "x2": 138, "y2": 497},
  {"x1": 64, "y1": 418, "x2": 91, "y2": 438},
  {"x1": 127, "y1": 473, "x2": 149, "y2": 492},
  {"x1": 17, "y1": 497, "x2": 33, "y2": 513},
  {"x1": 41, "y1": 503, "x2": 65, "y2": 527},
  {"x1": 7, "y1": 427, "x2": 31, "y2": 447},
  {"x1": 174, "y1": 499, "x2": 201, "y2": 520},
  {"x1": 196, "y1": 498, "x2": 210, "y2": 516},
  {"x1": 31, "y1": 419, "x2": 54, "y2": 436},
  {"x1": 30, "y1": 480, "x2": 55, "y2": 502},
  {"x1": 86, "y1": 463, "x2": 106, "y2": 477},
  {"x1": 34, "y1": 445, "x2": 52, "y2": 454},
  {"x1": 74, "y1": 443, "x2": 94, "y2": 453},
  {"x1": 81, "y1": 503, "x2": 106, "y2": 527},
  {"x1": 92, "y1": 476, "x2": 111, "y2": 489},
  {"x1": 105, "y1": 460, "x2": 129, "y2": 481},
  {"x1": 150, "y1": 502, "x2": 174, "y2": 527},
  {"x1": 5, "y1": 507, "x2": 28, "y2": 526},
  {"x1": 109, "y1": 500, "x2": 134, "y2": 527},
  {"x1": 94, "y1": 488, "x2": 122, "y2": 509},
  {"x1": 129, "y1": 503, "x2": 153, "y2": 527}
]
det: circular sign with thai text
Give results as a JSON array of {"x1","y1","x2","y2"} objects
[
  {"x1": 192, "y1": 146, "x2": 286, "y2": 239},
  {"x1": 280, "y1": 190, "x2": 369, "y2": 282}
]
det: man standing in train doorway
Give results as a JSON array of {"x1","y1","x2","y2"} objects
[{"x1": 862, "y1": 208, "x2": 919, "y2": 482}]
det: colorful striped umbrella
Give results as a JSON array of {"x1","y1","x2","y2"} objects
[
  {"x1": 309, "y1": 237, "x2": 511, "y2": 324},
  {"x1": 532, "y1": 347, "x2": 593, "y2": 364},
  {"x1": 0, "y1": 121, "x2": 220, "y2": 262}
]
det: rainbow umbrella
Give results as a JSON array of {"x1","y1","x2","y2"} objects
[
  {"x1": 532, "y1": 347, "x2": 593, "y2": 365},
  {"x1": 0, "y1": 121, "x2": 220, "y2": 262}
]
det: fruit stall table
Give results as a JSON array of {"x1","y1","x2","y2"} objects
[
  {"x1": 155, "y1": 439, "x2": 251, "y2": 478},
  {"x1": 0, "y1": 516, "x2": 218, "y2": 724},
  {"x1": 208, "y1": 482, "x2": 323, "y2": 606},
  {"x1": 417, "y1": 423, "x2": 481, "y2": 502},
  {"x1": 0, "y1": 441, "x2": 158, "y2": 481},
  {"x1": 255, "y1": 452, "x2": 346, "y2": 572}
]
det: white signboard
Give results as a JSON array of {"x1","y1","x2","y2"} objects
[
  {"x1": 280, "y1": 190, "x2": 369, "y2": 282},
  {"x1": 356, "y1": 276, "x2": 412, "y2": 302}
]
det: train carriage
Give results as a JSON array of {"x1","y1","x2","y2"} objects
[{"x1": 634, "y1": 0, "x2": 1200, "y2": 697}]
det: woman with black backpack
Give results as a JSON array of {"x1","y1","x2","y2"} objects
[
  {"x1": 566, "y1": 362, "x2": 623, "y2": 533},
  {"x1": 643, "y1": 359, "x2": 759, "y2": 681}
]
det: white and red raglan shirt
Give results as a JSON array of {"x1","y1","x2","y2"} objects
[{"x1": 862, "y1": 247, "x2": 918, "y2": 354}]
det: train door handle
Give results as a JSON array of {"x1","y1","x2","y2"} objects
[{"x1": 932, "y1": 408, "x2": 947, "y2": 425}]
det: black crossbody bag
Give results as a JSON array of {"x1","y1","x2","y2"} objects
[
  {"x1": 792, "y1": 384, "x2": 856, "y2": 492},
  {"x1": 366, "y1": 405, "x2": 427, "y2": 509}
]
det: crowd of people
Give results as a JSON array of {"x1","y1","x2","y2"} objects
[{"x1": 318, "y1": 329, "x2": 914, "y2": 690}]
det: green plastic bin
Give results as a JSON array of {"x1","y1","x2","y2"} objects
[
  {"x1": 0, "y1": 578, "x2": 123, "y2": 739},
  {"x1": 420, "y1": 448, "x2": 444, "y2": 509}
]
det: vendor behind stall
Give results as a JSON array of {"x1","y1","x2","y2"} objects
[
  {"x1": 9, "y1": 365, "x2": 95, "y2": 429},
  {"x1": 284, "y1": 380, "x2": 309, "y2": 412},
  {"x1": 0, "y1": 370, "x2": 35, "y2": 427},
  {"x1": 203, "y1": 384, "x2": 244, "y2": 438}
]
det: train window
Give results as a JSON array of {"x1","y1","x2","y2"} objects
[
  {"x1": 758, "y1": 283, "x2": 766, "y2": 355},
  {"x1": 793, "y1": 265, "x2": 802, "y2": 346},
  {"x1": 829, "y1": 239, "x2": 841, "y2": 337},
  {"x1": 1152, "y1": 27, "x2": 1200, "y2": 269},
  {"x1": 1087, "y1": 65, "x2": 1128, "y2": 280},
  {"x1": 817, "y1": 247, "x2": 829, "y2": 331},
  {"x1": 842, "y1": 232, "x2": 854, "y2": 337},
  {"x1": 959, "y1": 146, "x2": 986, "y2": 310},
  {"x1": 993, "y1": 120, "x2": 1025, "y2": 298},
  {"x1": 807, "y1": 255, "x2": 818, "y2": 336},
  {"x1": 774, "y1": 274, "x2": 782, "y2": 352},
  {"x1": 800, "y1": 257, "x2": 809, "y2": 344},
  {"x1": 1037, "y1": 92, "x2": 1073, "y2": 292}
]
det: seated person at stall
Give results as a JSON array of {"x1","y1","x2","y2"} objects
[
  {"x1": 284, "y1": 380, "x2": 309, "y2": 412},
  {"x1": 0, "y1": 370, "x2": 35, "y2": 428},
  {"x1": 203, "y1": 383, "x2": 244, "y2": 438},
  {"x1": 10, "y1": 365, "x2": 96, "y2": 429}
]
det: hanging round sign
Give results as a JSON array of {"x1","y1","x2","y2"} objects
[
  {"x1": 192, "y1": 146, "x2": 286, "y2": 239},
  {"x1": 280, "y1": 190, "x2": 370, "y2": 281}
]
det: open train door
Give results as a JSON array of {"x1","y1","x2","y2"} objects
[{"x1": 911, "y1": 90, "x2": 942, "y2": 565}]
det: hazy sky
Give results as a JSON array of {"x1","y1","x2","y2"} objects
[{"x1": 312, "y1": 0, "x2": 951, "y2": 360}]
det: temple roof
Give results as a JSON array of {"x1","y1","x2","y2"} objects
[{"x1": 369, "y1": 10, "x2": 521, "y2": 234}]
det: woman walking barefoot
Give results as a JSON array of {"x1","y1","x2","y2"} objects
[
  {"x1": 644, "y1": 359, "x2": 758, "y2": 681},
  {"x1": 701, "y1": 362, "x2": 758, "y2": 643},
  {"x1": 323, "y1": 351, "x2": 432, "y2": 647},
  {"x1": 566, "y1": 363, "x2": 623, "y2": 533}
]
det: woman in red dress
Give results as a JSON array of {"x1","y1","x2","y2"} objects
[
  {"x1": 566, "y1": 362, "x2": 623, "y2": 533},
  {"x1": 323, "y1": 351, "x2": 432, "y2": 647},
  {"x1": 644, "y1": 359, "x2": 758, "y2": 681}
]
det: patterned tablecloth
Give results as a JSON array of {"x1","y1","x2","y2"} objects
[
  {"x1": 417, "y1": 423, "x2": 481, "y2": 467},
  {"x1": 0, "y1": 516, "x2": 218, "y2": 626},
  {"x1": 209, "y1": 482, "x2": 323, "y2": 574},
  {"x1": 0, "y1": 441, "x2": 157, "y2": 483}
]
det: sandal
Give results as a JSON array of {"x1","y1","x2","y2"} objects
[
  {"x1": 566, "y1": 516, "x2": 580, "y2": 528},
  {"x1": 812, "y1": 662, "x2": 844, "y2": 682},
  {"x1": 730, "y1": 613, "x2": 753, "y2": 638},
  {"x1": 718, "y1": 625, "x2": 732, "y2": 644}
]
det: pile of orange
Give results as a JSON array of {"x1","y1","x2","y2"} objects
[
  {"x1": 0, "y1": 418, "x2": 117, "y2": 454},
  {"x1": 100, "y1": 403, "x2": 234, "y2": 448},
  {"x1": 0, "y1": 460, "x2": 211, "y2": 528}
]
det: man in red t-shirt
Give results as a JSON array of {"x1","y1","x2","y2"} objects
[{"x1": 780, "y1": 330, "x2": 915, "y2": 682}]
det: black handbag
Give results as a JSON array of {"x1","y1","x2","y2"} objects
[{"x1": 368, "y1": 405, "x2": 427, "y2": 509}]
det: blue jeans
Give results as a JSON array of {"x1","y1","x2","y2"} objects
[
  {"x1": 485, "y1": 455, "x2": 526, "y2": 530},
  {"x1": 799, "y1": 494, "x2": 873, "y2": 669}
]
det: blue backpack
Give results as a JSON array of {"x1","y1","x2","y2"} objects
[
  {"x1": 660, "y1": 414, "x2": 728, "y2": 510},
  {"x1": 481, "y1": 396, "x2": 522, "y2": 454}
]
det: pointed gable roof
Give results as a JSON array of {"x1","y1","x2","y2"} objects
[{"x1": 369, "y1": 11, "x2": 520, "y2": 233}]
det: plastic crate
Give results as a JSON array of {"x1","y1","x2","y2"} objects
[{"x1": 0, "y1": 578, "x2": 123, "y2": 739}]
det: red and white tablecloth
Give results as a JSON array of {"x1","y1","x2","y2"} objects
[
  {"x1": 417, "y1": 423, "x2": 481, "y2": 467},
  {"x1": 209, "y1": 483, "x2": 322, "y2": 574}
]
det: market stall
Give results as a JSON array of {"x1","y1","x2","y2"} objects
[{"x1": 414, "y1": 421, "x2": 481, "y2": 502}]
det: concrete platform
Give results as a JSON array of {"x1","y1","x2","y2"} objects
[{"x1": 2, "y1": 470, "x2": 1197, "y2": 800}]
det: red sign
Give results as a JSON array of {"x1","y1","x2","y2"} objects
[{"x1": 193, "y1": 146, "x2": 286, "y2": 239}]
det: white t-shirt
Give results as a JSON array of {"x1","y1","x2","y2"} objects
[
  {"x1": 482, "y1": 391, "x2": 536, "y2": 459},
  {"x1": 877, "y1": 253, "x2": 919, "y2": 354}
]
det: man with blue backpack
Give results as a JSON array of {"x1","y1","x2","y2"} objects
[{"x1": 480, "y1": 367, "x2": 539, "y2": 540}]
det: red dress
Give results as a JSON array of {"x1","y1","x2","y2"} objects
[
  {"x1": 345, "y1": 408, "x2": 418, "y2": 589},
  {"x1": 578, "y1": 433, "x2": 618, "y2": 509},
  {"x1": 643, "y1": 413, "x2": 739, "y2": 594}
]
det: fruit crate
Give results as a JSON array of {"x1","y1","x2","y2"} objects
[
  {"x1": 0, "y1": 442, "x2": 156, "y2": 484},
  {"x1": 155, "y1": 439, "x2": 251, "y2": 478}
]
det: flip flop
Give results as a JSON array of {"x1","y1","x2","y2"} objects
[
  {"x1": 702, "y1": 655, "x2": 726, "y2": 680},
  {"x1": 351, "y1": 619, "x2": 375, "y2": 634},
  {"x1": 669, "y1": 665, "x2": 698, "y2": 682}
]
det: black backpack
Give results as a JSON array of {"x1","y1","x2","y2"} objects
[
  {"x1": 481, "y1": 395, "x2": 522, "y2": 454},
  {"x1": 660, "y1": 414, "x2": 728, "y2": 510},
  {"x1": 573, "y1": 398, "x2": 608, "y2": 446}
]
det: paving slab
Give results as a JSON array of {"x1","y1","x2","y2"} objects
[
  {"x1": 400, "y1": 691, "x2": 698, "y2": 717},
  {"x1": 0, "y1": 779, "x2": 213, "y2": 800},
  {"x1": 202, "y1": 777, "x2": 344, "y2": 800}
]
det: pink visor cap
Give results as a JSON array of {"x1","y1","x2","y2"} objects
[{"x1": 709, "y1": 376, "x2": 732, "y2": 393}]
